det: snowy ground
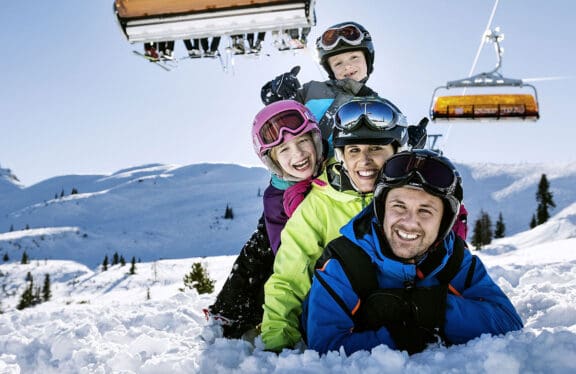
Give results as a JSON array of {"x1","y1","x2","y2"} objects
[{"x1": 1, "y1": 226, "x2": 576, "y2": 373}]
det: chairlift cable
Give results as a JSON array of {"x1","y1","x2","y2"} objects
[{"x1": 441, "y1": 0, "x2": 501, "y2": 149}]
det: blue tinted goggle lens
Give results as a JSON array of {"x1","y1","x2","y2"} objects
[{"x1": 335, "y1": 101, "x2": 398, "y2": 131}]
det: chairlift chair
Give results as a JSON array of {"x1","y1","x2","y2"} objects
[
  {"x1": 430, "y1": 28, "x2": 540, "y2": 122},
  {"x1": 114, "y1": 0, "x2": 316, "y2": 43}
]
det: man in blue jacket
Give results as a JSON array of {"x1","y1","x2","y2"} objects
[{"x1": 303, "y1": 149, "x2": 523, "y2": 355}]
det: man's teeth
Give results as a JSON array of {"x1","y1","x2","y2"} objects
[{"x1": 397, "y1": 230, "x2": 418, "y2": 240}]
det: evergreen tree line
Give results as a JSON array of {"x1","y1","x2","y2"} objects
[
  {"x1": 54, "y1": 187, "x2": 79, "y2": 200},
  {"x1": 471, "y1": 173, "x2": 555, "y2": 250},
  {"x1": 17, "y1": 272, "x2": 51, "y2": 310},
  {"x1": 101, "y1": 251, "x2": 137, "y2": 275}
]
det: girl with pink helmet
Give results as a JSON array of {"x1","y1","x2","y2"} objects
[{"x1": 206, "y1": 100, "x2": 325, "y2": 339}]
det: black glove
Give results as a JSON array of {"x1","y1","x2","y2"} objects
[
  {"x1": 358, "y1": 286, "x2": 447, "y2": 354},
  {"x1": 408, "y1": 285, "x2": 448, "y2": 329},
  {"x1": 408, "y1": 117, "x2": 429, "y2": 149},
  {"x1": 261, "y1": 66, "x2": 301, "y2": 105},
  {"x1": 386, "y1": 324, "x2": 440, "y2": 355},
  {"x1": 358, "y1": 289, "x2": 411, "y2": 330}
]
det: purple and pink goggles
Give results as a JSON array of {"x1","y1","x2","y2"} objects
[{"x1": 255, "y1": 109, "x2": 317, "y2": 152}]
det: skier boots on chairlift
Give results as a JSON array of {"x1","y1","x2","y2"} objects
[{"x1": 430, "y1": 27, "x2": 540, "y2": 121}]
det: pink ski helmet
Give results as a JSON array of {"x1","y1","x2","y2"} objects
[{"x1": 252, "y1": 100, "x2": 323, "y2": 180}]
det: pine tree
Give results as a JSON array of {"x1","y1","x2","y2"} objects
[
  {"x1": 21, "y1": 251, "x2": 29, "y2": 265},
  {"x1": 481, "y1": 212, "x2": 493, "y2": 245},
  {"x1": 471, "y1": 210, "x2": 493, "y2": 250},
  {"x1": 2, "y1": 253, "x2": 8, "y2": 262},
  {"x1": 530, "y1": 214, "x2": 537, "y2": 229},
  {"x1": 535, "y1": 174, "x2": 556, "y2": 225},
  {"x1": 224, "y1": 204, "x2": 234, "y2": 219},
  {"x1": 120, "y1": 256, "x2": 126, "y2": 266},
  {"x1": 494, "y1": 212, "x2": 506, "y2": 238},
  {"x1": 112, "y1": 252, "x2": 119, "y2": 265},
  {"x1": 129, "y1": 256, "x2": 136, "y2": 275},
  {"x1": 181, "y1": 262, "x2": 215, "y2": 294},
  {"x1": 17, "y1": 276, "x2": 35, "y2": 310},
  {"x1": 71, "y1": 187, "x2": 78, "y2": 195},
  {"x1": 42, "y1": 274, "x2": 52, "y2": 302},
  {"x1": 102, "y1": 255, "x2": 109, "y2": 271},
  {"x1": 34, "y1": 285, "x2": 41, "y2": 305}
]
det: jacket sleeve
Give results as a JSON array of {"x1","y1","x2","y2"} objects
[
  {"x1": 261, "y1": 196, "x2": 328, "y2": 351},
  {"x1": 444, "y1": 251, "x2": 524, "y2": 344},
  {"x1": 305, "y1": 257, "x2": 397, "y2": 354},
  {"x1": 263, "y1": 185, "x2": 288, "y2": 254}
]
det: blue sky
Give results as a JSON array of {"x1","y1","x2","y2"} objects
[{"x1": 1, "y1": 0, "x2": 575, "y2": 185}]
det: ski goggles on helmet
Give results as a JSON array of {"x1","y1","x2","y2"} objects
[
  {"x1": 256, "y1": 109, "x2": 315, "y2": 149},
  {"x1": 381, "y1": 151, "x2": 459, "y2": 196},
  {"x1": 335, "y1": 99, "x2": 404, "y2": 132},
  {"x1": 319, "y1": 24, "x2": 367, "y2": 50}
]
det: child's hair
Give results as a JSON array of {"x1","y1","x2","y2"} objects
[{"x1": 252, "y1": 100, "x2": 323, "y2": 181}]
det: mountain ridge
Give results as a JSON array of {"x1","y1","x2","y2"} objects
[{"x1": 1, "y1": 161, "x2": 575, "y2": 268}]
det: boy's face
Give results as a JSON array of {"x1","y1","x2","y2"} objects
[
  {"x1": 327, "y1": 51, "x2": 368, "y2": 81},
  {"x1": 383, "y1": 186, "x2": 444, "y2": 262}
]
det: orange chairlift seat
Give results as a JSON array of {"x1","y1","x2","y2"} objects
[
  {"x1": 430, "y1": 28, "x2": 540, "y2": 122},
  {"x1": 114, "y1": 0, "x2": 316, "y2": 43}
]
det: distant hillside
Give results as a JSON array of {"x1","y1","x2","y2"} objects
[
  {"x1": 0, "y1": 163, "x2": 270, "y2": 268},
  {"x1": 0, "y1": 161, "x2": 575, "y2": 268}
]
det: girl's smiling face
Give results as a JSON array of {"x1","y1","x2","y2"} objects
[{"x1": 272, "y1": 133, "x2": 317, "y2": 180}]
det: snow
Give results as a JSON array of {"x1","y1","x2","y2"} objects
[{"x1": 1, "y1": 162, "x2": 576, "y2": 373}]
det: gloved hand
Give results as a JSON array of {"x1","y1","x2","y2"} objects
[
  {"x1": 261, "y1": 66, "x2": 301, "y2": 105},
  {"x1": 358, "y1": 286, "x2": 447, "y2": 354},
  {"x1": 358, "y1": 288, "x2": 411, "y2": 330},
  {"x1": 408, "y1": 117, "x2": 429, "y2": 149},
  {"x1": 386, "y1": 324, "x2": 440, "y2": 355},
  {"x1": 283, "y1": 178, "x2": 313, "y2": 217},
  {"x1": 408, "y1": 285, "x2": 448, "y2": 329}
]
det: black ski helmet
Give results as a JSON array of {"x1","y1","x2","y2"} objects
[
  {"x1": 373, "y1": 149, "x2": 464, "y2": 244},
  {"x1": 316, "y1": 22, "x2": 375, "y2": 80},
  {"x1": 332, "y1": 97, "x2": 408, "y2": 161}
]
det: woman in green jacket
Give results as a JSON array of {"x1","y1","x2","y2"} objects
[{"x1": 261, "y1": 97, "x2": 410, "y2": 352}]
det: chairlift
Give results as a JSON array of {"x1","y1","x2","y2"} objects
[
  {"x1": 114, "y1": 0, "x2": 316, "y2": 44},
  {"x1": 430, "y1": 28, "x2": 540, "y2": 121}
]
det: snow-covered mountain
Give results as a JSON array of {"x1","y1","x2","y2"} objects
[{"x1": 1, "y1": 161, "x2": 575, "y2": 269}]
